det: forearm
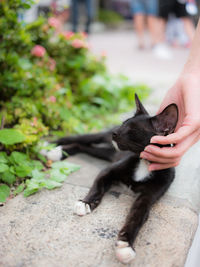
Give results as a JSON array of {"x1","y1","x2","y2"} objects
[
  {"x1": 141, "y1": 19, "x2": 200, "y2": 171},
  {"x1": 182, "y1": 19, "x2": 200, "y2": 75}
]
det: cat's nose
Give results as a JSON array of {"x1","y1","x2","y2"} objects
[{"x1": 112, "y1": 131, "x2": 118, "y2": 140}]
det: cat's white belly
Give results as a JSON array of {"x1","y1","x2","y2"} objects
[{"x1": 133, "y1": 159, "x2": 151, "y2": 182}]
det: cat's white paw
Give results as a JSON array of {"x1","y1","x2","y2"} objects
[
  {"x1": 46, "y1": 146, "x2": 62, "y2": 161},
  {"x1": 39, "y1": 142, "x2": 62, "y2": 162},
  {"x1": 115, "y1": 240, "x2": 136, "y2": 264},
  {"x1": 74, "y1": 201, "x2": 91, "y2": 216}
]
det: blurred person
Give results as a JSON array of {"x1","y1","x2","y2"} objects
[
  {"x1": 158, "y1": 0, "x2": 196, "y2": 40},
  {"x1": 166, "y1": 14, "x2": 189, "y2": 47},
  {"x1": 71, "y1": 0, "x2": 93, "y2": 33},
  {"x1": 153, "y1": 0, "x2": 197, "y2": 58},
  {"x1": 131, "y1": 0, "x2": 159, "y2": 49}
]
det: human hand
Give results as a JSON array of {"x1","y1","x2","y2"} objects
[{"x1": 140, "y1": 73, "x2": 200, "y2": 170}]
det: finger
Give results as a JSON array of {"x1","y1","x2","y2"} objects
[
  {"x1": 140, "y1": 151, "x2": 178, "y2": 164},
  {"x1": 143, "y1": 145, "x2": 180, "y2": 159},
  {"x1": 151, "y1": 124, "x2": 197, "y2": 145},
  {"x1": 148, "y1": 161, "x2": 180, "y2": 171},
  {"x1": 145, "y1": 130, "x2": 199, "y2": 160}
]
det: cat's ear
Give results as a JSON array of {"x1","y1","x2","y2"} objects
[
  {"x1": 135, "y1": 94, "x2": 149, "y2": 115},
  {"x1": 151, "y1": 104, "x2": 178, "y2": 135}
]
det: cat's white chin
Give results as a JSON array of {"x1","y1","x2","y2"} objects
[
  {"x1": 74, "y1": 201, "x2": 91, "y2": 216},
  {"x1": 115, "y1": 240, "x2": 136, "y2": 264}
]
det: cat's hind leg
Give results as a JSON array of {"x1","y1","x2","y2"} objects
[
  {"x1": 115, "y1": 177, "x2": 173, "y2": 264},
  {"x1": 55, "y1": 130, "x2": 112, "y2": 146},
  {"x1": 62, "y1": 144, "x2": 116, "y2": 161}
]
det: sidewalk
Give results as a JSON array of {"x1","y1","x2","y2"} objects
[
  {"x1": 90, "y1": 30, "x2": 189, "y2": 113},
  {"x1": 0, "y1": 31, "x2": 199, "y2": 267}
]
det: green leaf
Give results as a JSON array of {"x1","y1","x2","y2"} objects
[
  {"x1": 9, "y1": 166, "x2": 15, "y2": 174},
  {"x1": 13, "y1": 183, "x2": 25, "y2": 196},
  {"x1": 0, "y1": 184, "x2": 10, "y2": 203},
  {"x1": 24, "y1": 187, "x2": 39, "y2": 197},
  {"x1": 0, "y1": 129, "x2": 25, "y2": 145},
  {"x1": 0, "y1": 163, "x2": 9, "y2": 173},
  {"x1": 31, "y1": 160, "x2": 44, "y2": 171},
  {"x1": 15, "y1": 164, "x2": 33, "y2": 178},
  {"x1": 18, "y1": 58, "x2": 32, "y2": 70},
  {"x1": 0, "y1": 171, "x2": 16, "y2": 185},
  {"x1": 37, "y1": 153, "x2": 47, "y2": 163},
  {"x1": 0, "y1": 152, "x2": 8, "y2": 164},
  {"x1": 31, "y1": 169, "x2": 45, "y2": 180},
  {"x1": 43, "y1": 179, "x2": 62, "y2": 190},
  {"x1": 49, "y1": 169, "x2": 67, "y2": 182},
  {"x1": 23, "y1": 179, "x2": 41, "y2": 197},
  {"x1": 39, "y1": 143, "x2": 56, "y2": 151},
  {"x1": 9, "y1": 151, "x2": 29, "y2": 165},
  {"x1": 51, "y1": 161, "x2": 80, "y2": 175}
]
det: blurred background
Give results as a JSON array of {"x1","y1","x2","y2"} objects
[
  {"x1": 22, "y1": 0, "x2": 200, "y2": 99},
  {"x1": 0, "y1": 1, "x2": 200, "y2": 266}
]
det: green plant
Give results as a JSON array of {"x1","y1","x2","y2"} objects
[
  {"x1": 0, "y1": 0, "x2": 150, "y2": 202},
  {"x1": 98, "y1": 9, "x2": 123, "y2": 26},
  {"x1": 0, "y1": 129, "x2": 25, "y2": 145},
  {"x1": 0, "y1": 150, "x2": 80, "y2": 202},
  {"x1": 23, "y1": 161, "x2": 80, "y2": 197}
]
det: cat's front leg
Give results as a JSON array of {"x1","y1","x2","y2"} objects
[
  {"x1": 74, "y1": 166, "x2": 116, "y2": 216},
  {"x1": 74, "y1": 156, "x2": 134, "y2": 217}
]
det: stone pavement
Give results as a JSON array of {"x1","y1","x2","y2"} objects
[{"x1": 0, "y1": 31, "x2": 199, "y2": 267}]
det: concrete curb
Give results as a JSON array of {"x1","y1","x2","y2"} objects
[{"x1": 0, "y1": 153, "x2": 199, "y2": 267}]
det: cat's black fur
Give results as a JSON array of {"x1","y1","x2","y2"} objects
[{"x1": 55, "y1": 94, "x2": 178, "y2": 263}]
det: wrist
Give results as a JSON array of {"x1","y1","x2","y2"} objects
[
  {"x1": 182, "y1": 60, "x2": 200, "y2": 77},
  {"x1": 181, "y1": 19, "x2": 200, "y2": 76}
]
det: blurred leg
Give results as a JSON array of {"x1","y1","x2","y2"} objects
[
  {"x1": 147, "y1": 15, "x2": 160, "y2": 46},
  {"x1": 181, "y1": 17, "x2": 195, "y2": 43},
  {"x1": 145, "y1": 0, "x2": 159, "y2": 46},
  {"x1": 175, "y1": 1, "x2": 195, "y2": 43},
  {"x1": 72, "y1": 0, "x2": 79, "y2": 32},
  {"x1": 85, "y1": 0, "x2": 93, "y2": 33},
  {"x1": 157, "y1": 17, "x2": 166, "y2": 43},
  {"x1": 133, "y1": 13, "x2": 146, "y2": 49}
]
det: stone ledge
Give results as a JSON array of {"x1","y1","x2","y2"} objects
[{"x1": 0, "y1": 156, "x2": 198, "y2": 267}]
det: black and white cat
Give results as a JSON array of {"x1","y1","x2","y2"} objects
[{"x1": 55, "y1": 94, "x2": 178, "y2": 264}]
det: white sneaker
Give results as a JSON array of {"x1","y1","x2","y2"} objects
[{"x1": 152, "y1": 44, "x2": 172, "y2": 60}]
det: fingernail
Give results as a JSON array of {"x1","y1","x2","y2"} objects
[
  {"x1": 150, "y1": 137, "x2": 157, "y2": 143},
  {"x1": 144, "y1": 147, "x2": 151, "y2": 152},
  {"x1": 140, "y1": 152, "x2": 145, "y2": 159}
]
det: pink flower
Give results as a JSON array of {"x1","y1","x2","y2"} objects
[
  {"x1": 48, "y1": 58, "x2": 56, "y2": 71},
  {"x1": 48, "y1": 17, "x2": 61, "y2": 30},
  {"x1": 31, "y1": 45, "x2": 46, "y2": 57},
  {"x1": 49, "y1": 96, "x2": 56, "y2": 103},
  {"x1": 81, "y1": 32, "x2": 88, "y2": 39},
  {"x1": 71, "y1": 39, "x2": 85, "y2": 49},
  {"x1": 62, "y1": 31, "x2": 74, "y2": 40},
  {"x1": 101, "y1": 51, "x2": 107, "y2": 58},
  {"x1": 31, "y1": 117, "x2": 38, "y2": 127}
]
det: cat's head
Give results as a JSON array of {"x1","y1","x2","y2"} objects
[{"x1": 112, "y1": 94, "x2": 178, "y2": 155}]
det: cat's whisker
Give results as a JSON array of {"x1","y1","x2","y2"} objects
[{"x1": 112, "y1": 140, "x2": 120, "y2": 151}]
